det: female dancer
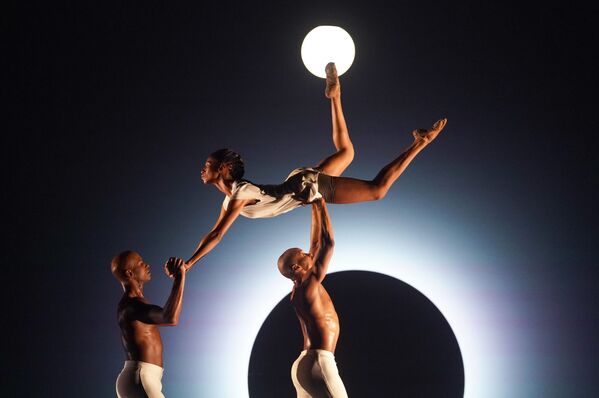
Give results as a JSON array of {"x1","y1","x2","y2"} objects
[{"x1": 182, "y1": 63, "x2": 446, "y2": 271}]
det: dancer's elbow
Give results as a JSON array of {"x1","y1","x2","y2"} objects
[
  {"x1": 347, "y1": 147, "x2": 355, "y2": 163},
  {"x1": 163, "y1": 313, "x2": 180, "y2": 326},
  {"x1": 372, "y1": 188, "x2": 387, "y2": 201},
  {"x1": 209, "y1": 229, "x2": 225, "y2": 242},
  {"x1": 324, "y1": 237, "x2": 335, "y2": 248}
]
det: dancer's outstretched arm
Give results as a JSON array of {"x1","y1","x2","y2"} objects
[
  {"x1": 309, "y1": 198, "x2": 335, "y2": 282},
  {"x1": 185, "y1": 199, "x2": 249, "y2": 269}
]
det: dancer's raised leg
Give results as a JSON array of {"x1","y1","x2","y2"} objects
[
  {"x1": 316, "y1": 63, "x2": 355, "y2": 177},
  {"x1": 328, "y1": 118, "x2": 447, "y2": 204}
]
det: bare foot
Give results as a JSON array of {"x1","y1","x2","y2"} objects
[
  {"x1": 412, "y1": 118, "x2": 447, "y2": 144},
  {"x1": 325, "y1": 62, "x2": 340, "y2": 99}
]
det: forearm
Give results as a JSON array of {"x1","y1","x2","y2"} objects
[
  {"x1": 162, "y1": 272, "x2": 186, "y2": 325},
  {"x1": 316, "y1": 200, "x2": 334, "y2": 245},
  {"x1": 310, "y1": 202, "x2": 323, "y2": 252},
  {"x1": 312, "y1": 201, "x2": 334, "y2": 280},
  {"x1": 186, "y1": 230, "x2": 222, "y2": 269},
  {"x1": 185, "y1": 200, "x2": 244, "y2": 269}
]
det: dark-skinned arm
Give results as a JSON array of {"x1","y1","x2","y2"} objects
[
  {"x1": 309, "y1": 198, "x2": 323, "y2": 258},
  {"x1": 132, "y1": 258, "x2": 187, "y2": 326},
  {"x1": 185, "y1": 199, "x2": 248, "y2": 270},
  {"x1": 311, "y1": 198, "x2": 335, "y2": 282}
]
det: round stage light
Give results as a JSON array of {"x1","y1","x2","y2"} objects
[{"x1": 301, "y1": 26, "x2": 355, "y2": 78}]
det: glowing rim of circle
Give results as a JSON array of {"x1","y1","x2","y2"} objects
[
  {"x1": 236, "y1": 264, "x2": 488, "y2": 398},
  {"x1": 247, "y1": 270, "x2": 465, "y2": 395}
]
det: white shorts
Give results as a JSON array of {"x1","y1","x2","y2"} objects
[
  {"x1": 291, "y1": 349, "x2": 348, "y2": 398},
  {"x1": 116, "y1": 361, "x2": 165, "y2": 398}
]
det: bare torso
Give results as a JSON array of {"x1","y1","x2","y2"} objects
[
  {"x1": 117, "y1": 296, "x2": 164, "y2": 367},
  {"x1": 291, "y1": 274, "x2": 340, "y2": 353}
]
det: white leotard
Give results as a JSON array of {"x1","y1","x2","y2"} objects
[{"x1": 222, "y1": 168, "x2": 322, "y2": 218}]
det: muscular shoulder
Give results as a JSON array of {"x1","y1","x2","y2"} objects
[
  {"x1": 302, "y1": 275, "x2": 322, "y2": 302},
  {"x1": 118, "y1": 297, "x2": 145, "y2": 321}
]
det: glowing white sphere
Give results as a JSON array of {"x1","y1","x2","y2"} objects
[{"x1": 301, "y1": 26, "x2": 355, "y2": 78}]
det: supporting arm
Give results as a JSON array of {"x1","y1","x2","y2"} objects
[{"x1": 311, "y1": 198, "x2": 335, "y2": 282}]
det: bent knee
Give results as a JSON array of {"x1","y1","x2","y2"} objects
[
  {"x1": 338, "y1": 147, "x2": 354, "y2": 162},
  {"x1": 371, "y1": 186, "x2": 388, "y2": 201},
  {"x1": 345, "y1": 147, "x2": 355, "y2": 163}
]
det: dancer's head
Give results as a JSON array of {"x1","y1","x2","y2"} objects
[
  {"x1": 277, "y1": 248, "x2": 313, "y2": 282},
  {"x1": 111, "y1": 250, "x2": 152, "y2": 286},
  {"x1": 202, "y1": 148, "x2": 244, "y2": 183}
]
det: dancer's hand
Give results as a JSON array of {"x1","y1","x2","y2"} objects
[
  {"x1": 291, "y1": 190, "x2": 309, "y2": 204},
  {"x1": 312, "y1": 197, "x2": 325, "y2": 207},
  {"x1": 164, "y1": 257, "x2": 187, "y2": 278},
  {"x1": 292, "y1": 191, "x2": 324, "y2": 205}
]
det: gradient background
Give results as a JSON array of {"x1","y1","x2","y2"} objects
[{"x1": 6, "y1": 1, "x2": 598, "y2": 397}]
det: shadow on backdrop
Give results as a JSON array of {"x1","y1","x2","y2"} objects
[{"x1": 248, "y1": 271, "x2": 464, "y2": 397}]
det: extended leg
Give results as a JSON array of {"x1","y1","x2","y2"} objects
[
  {"x1": 316, "y1": 63, "x2": 355, "y2": 177},
  {"x1": 329, "y1": 118, "x2": 447, "y2": 204}
]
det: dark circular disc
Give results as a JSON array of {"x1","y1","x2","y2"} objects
[{"x1": 248, "y1": 271, "x2": 464, "y2": 397}]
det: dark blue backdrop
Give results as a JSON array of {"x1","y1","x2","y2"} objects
[{"x1": 6, "y1": 1, "x2": 597, "y2": 397}]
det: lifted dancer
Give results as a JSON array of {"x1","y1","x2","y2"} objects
[
  {"x1": 278, "y1": 198, "x2": 348, "y2": 397},
  {"x1": 111, "y1": 252, "x2": 186, "y2": 398},
  {"x1": 179, "y1": 63, "x2": 446, "y2": 271}
]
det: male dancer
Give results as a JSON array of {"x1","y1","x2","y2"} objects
[
  {"x1": 111, "y1": 251, "x2": 186, "y2": 398},
  {"x1": 277, "y1": 198, "x2": 348, "y2": 397}
]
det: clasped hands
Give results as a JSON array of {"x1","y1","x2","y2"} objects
[{"x1": 164, "y1": 257, "x2": 188, "y2": 278}]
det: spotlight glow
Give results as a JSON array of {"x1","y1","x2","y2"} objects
[
  {"x1": 173, "y1": 207, "x2": 533, "y2": 397},
  {"x1": 301, "y1": 26, "x2": 355, "y2": 78}
]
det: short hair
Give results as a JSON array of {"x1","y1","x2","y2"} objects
[{"x1": 209, "y1": 148, "x2": 245, "y2": 180}]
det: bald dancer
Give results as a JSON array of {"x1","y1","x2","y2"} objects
[
  {"x1": 277, "y1": 198, "x2": 348, "y2": 398},
  {"x1": 111, "y1": 251, "x2": 186, "y2": 398}
]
